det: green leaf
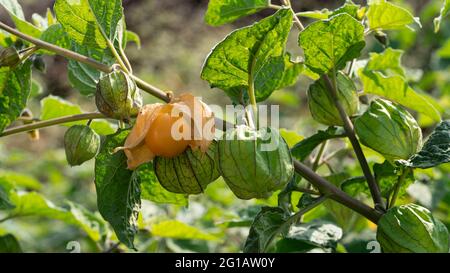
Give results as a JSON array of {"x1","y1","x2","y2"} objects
[
  {"x1": 136, "y1": 163, "x2": 188, "y2": 206},
  {"x1": 434, "y1": 0, "x2": 450, "y2": 33},
  {"x1": 358, "y1": 48, "x2": 441, "y2": 122},
  {"x1": 8, "y1": 191, "x2": 77, "y2": 223},
  {"x1": 276, "y1": 221, "x2": 343, "y2": 252},
  {"x1": 0, "y1": 183, "x2": 14, "y2": 210},
  {"x1": 68, "y1": 43, "x2": 115, "y2": 95},
  {"x1": 365, "y1": 47, "x2": 405, "y2": 77},
  {"x1": 296, "y1": 10, "x2": 331, "y2": 20},
  {"x1": 342, "y1": 162, "x2": 414, "y2": 199},
  {"x1": 205, "y1": 0, "x2": 270, "y2": 26},
  {"x1": 291, "y1": 127, "x2": 344, "y2": 162},
  {"x1": 125, "y1": 30, "x2": 141, "y2": 49},
  {"x1": 0, "y1": 170, "x2": 42, "y2": 190},
  {"x1": 244, "y1": 207, "x2": 287, "y2": 253},
  {"x1": 67, "y1": 201, "x2": 107, "y2": 242},
  {"x1": 0, "y1": 61, "x2": 32, "y2": 133},
  {"x1": 151, "y1": 220, "x2": 219, "y2": 241},
  {"x1": 332, "y1": 0, "x2": 360, "y2": 19},
  {"x1": 298, "y1": 13, "x2": 365, "y2": 75},
  {"x1": 201, "y1": 9, "x2": 294, "y2": 102},
  {"x1": 373, "y1": 161, "x2": 414, "y2": 199},
  {"x1": 367, "y1": 0, "x2": 421, "y2": 31},
  {"x1": 54, "y1": 0, "x2": 123, "y2": 49},
  {"x1": 276, "y1": 53, "x2": 306, "y2": 90},
  {"x1": 279, "y1": 129, "x2": 304, "y2": 148},
  {"x1": 94, "y1": 130, "x2": 140, "y2": 249},
  {"x1": 40, "y1": 24, "x2": 71, "y2": 51},
  {"x1": 0, "y1": 234, "x2": 22, "y2": 253},
  {"x1": 0, "y1": 0, "x2": 42, "y2": 38},
  {"x1": 404, "y1": 121, "x2": 450, "y2": 169},
  {"x1": 40, "y1": 95, "x2": 115, "y2": 135}
]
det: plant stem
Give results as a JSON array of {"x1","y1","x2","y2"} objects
[
  {"x1": 388, "y1": 168, "x2": 410, "y2": 209},
  {"x1": 282, "y1": 0, "x2": 305, "y2": 31},
  {"x1": 0, "y1": 21, "x2": 112, "y2": 74},
  {"x1": 312, "y1": 141, "x2": 327, "y2": 171},
  {"x1": 293, "y1": 160, "x2": 382, "y2": 223},
  {"x1": 293, "y1": 186, "x2": 320, "y2": 195},
  {"x1": 0, "y1": 113, "x2": 106, "y2": 137},
  {"x1": 323, "y1": 73, "x2": 384, "y2": 210}
]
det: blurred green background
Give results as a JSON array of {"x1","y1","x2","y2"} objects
[{"x1": 0, "y1": 0, "x2": 449, "y2": 253}]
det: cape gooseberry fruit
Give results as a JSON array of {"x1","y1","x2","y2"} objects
[
  {"x1": 154, "y1": 142, "x2": 219, "y2": 194},
  {"x1": 216, "y1": 126, "x2": 294, "y2": 200},
  {"x1": 64, "y1": 125, "x2": 101, "y2": 166},
  {"x1": 95, "y1": 70, "x2": 143, "y2": 120},
  {"x1": 145, "y1": 104, "x2": 191, "y2": 158},
  {"x1": 0, "y1": 47, "x2": 21, "y2": 68},
  {"x1": 354, "y1": 99, "x2": 422, "y2": 161},
  {"x1": 307, "y1": 72, "x2": 359, "y2": 126},
  {"x1": 377, "y1": 204, "x2": 449, "y2": 253}
]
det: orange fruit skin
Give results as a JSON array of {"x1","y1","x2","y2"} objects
[{"x1": 145, "y1": 105, "x2": 190, "y2": 158}]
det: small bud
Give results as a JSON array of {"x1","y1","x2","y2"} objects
[
  {"x1": 0, "y1": 47, "x2": 21, "y2": 68},
  {"x1": 95, "y1": 70, "x2": 143, "y2": 121}
]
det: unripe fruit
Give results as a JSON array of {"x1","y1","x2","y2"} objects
[
  {"x1": 377, "y1": 204, "x2": 449, "y2": 253},
  {"x1": 216, "y1": 126, "x2": 294, "y2": 200},
  {"x1": 154, "y1": 142, "x2": 219, "y2": 194},
  {"x1": 0, "y1": 47, "x2": 21, "y2": 68},
  {"x1": 355, "y1": 99, "x2": 422, "y2": 160},
  {"x1": 64, "y1": 125, "x2": 101, "y2": 166},
  {"x1": 308, "y1": 72, "x2": 359, "y2": 126},
  {"x1": 95, "y1": 70, "x2": 142, "y2": 120}
]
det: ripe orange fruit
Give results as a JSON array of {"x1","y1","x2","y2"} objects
[{"x1": 144, "y1": 104, "x2": 190, "y2": 158}]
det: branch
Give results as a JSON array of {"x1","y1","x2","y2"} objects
[
  {"x1": 293, "y1": 160, "x2": 382, "y2": 223},
  {"x1": 0, "y1": 113, "x2": 106, "y2": 137},
  {"x1": 323, "y1": 74, "x2": 384, "y2": 209}
]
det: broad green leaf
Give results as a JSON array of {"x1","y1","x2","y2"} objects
[
  {"x1": 136, "y1": 163, "x2": 188, "y2": 206},
  {"x1": 0, "y1": 234, "x2": 22, "y2": 253},
  {"x1": 126, "y1": 30, "x2": 141, "y2": 49},
  {"x1": 8, "y1": 191, "x2": 77, "y2": 223},
  {"x1": 340, "y1": 176, "x2": 368, "y2": 197},
  {"x1": 244, "y1": 207, "x2": 287, "y2": 253},
  {"x1": 358, "y1": 48, "x2": 441, "y2": 122},
  {"x1": 94, "y1": 130, "x2": 140, "y2": 249},
  {"x1": 40, "y1": 95, "x2": 115, "y2": 135},
  {"x1": 365, "y1": 48, "x2": 405, "y2": 77},
  {"x1": 201, "y1": 9, "x2": 294, "y2": 102},
  {"x1": 0, "y1": 61, "x2": 32, "y2": 133},
  {"x1": 54, "y1": 0, "x2": 123, "y2": 49},
  {"x1": 367, "y1": 0, "x2": 421, "y2": 31},
  {"x1": 0, "y1": 0, "x2": 42, "y2": 38},
  {"x1": 298, "y1": 13, "x2": 365, "y2": 75},
  {"x1": 40, "y1": 24, "x2": 71, "y2": 51},
  {"x1": 151, "y1": 220, "x2": 219, "y2": 241},
  {"x1": 279, "y1": 129, "x2": 304, "y2": 148},
  {"x1": 404, "y1": 121, "x2": 450, "y2": 169},
  {"x1": 276, "y1": 221, "x2": 342, "y2": 253},
  {"x1": 0, "y1": 170, "x2": 41, "y2": 190},
  {"x1": 291, "y1": 127, "x2": 344, "y2": 162},
  {"x1": 67, "y1": 201, "x2": 107, "y2": 242},
  {"x1": 434, "y1": 0, "x2": 450, "y2": 33},
  {"x1": 68, "y1": 43, "x2": 115, "y2": 96},
  {"x1": 205, "y1": 0, "x2": 270, "y2": 26}
]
